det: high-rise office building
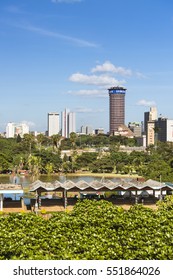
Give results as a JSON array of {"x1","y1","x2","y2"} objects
[
  {"x1": 61, "y1": 109, "x2": 76, "y2": 138},
  {"x1": 80, "y1": 125, "x2": 93, "y2": 135},
  {"x1": 48, "y1": 112, "x2": 60, "y2": 137},
  {"x1": 6, "y1": 122, "x2": 29, "y2": 138},
  {"x1": 68, "y1": 112, "x2": 76, "y2": 137},
  {"x1": 144, "y1": 107, "x2": 158, "y2": 146},
  {"x1": 156, "y1": 117, "x2": 173, "y2": 142},
  {"x1": 108, "y1": 86, "x2": 126, "y2": 135},
  {"x1": 61, "y1": 109, "x2": 69, "y2": 138},
  {"x1": 144, "y1": 107, "x2": 158, "y2": 134}
]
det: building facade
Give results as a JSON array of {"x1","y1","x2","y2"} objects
[
  {"x1": 144, "y1": 107, "x2": 157, "y2": 135},
  {"x1": 108, "y1": 86, "x2": 126, "y2": 135},
  {"x1": 156, "y1": 117, "x2": 173, "y2": 142},
  {"x1": 144, "y1": 107, "x2": 158, "y2": 146},
  {"x1": 95, "y1": 128, "x2": 104, "y2": 135},
  {"x1": 80, "y1": 125, "x2": 93, "y2": 135},
  {"x1": 68, "y1": 112, "x2": 76, "y2": 137},
  {"x1": 128, "y1": 122, "x2": 142, "y2": 137},
  {"x1": 6, "y1": 122, "x2": 29, "y2": 138},
  {"x1": 146, "y1": 121, "x2": 155, "y2": 146},
  {"x1": 61, "y1": 109, "x2": 76, "y2": 138},
  {"x1": 48, "y1": 112, "x2": 60, "y2": 137}
]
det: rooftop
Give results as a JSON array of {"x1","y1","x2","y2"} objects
[{"x1": 0, "y1": 184, "x2": 23, "y2": 194}]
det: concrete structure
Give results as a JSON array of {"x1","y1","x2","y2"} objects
[
  {"x1": 156, "y1": 117, "x2": 173, "y2": 142},
  {"x1": 147, "y1": 121, "x2": 155, "y2": 146},
  {"x1": 108, "y1": 86, "x2": 126, "y2": 135},
  {"x1": 68, "y1": 112, "x2": 76, "y2": 137},
  {"x1": 113, "y1": 124, "x2": 134, "y2": 138},
  {"x1": 48, "y1": 112, "x2": 60, "y2": 137},
  {"x1": 29, "y1": 179, "x2": 173, "y2": 211},
  {"x1": 136, "y1": 135, "x2": 147, "y2": 147},
  {"x1": 81, "y1": 126, "x2": 87, "y2": 134},
  {"x1": 128, "y1": 122, "x2": 142, "y2": 137},
  {"x1": 61, "y1": 109, "x2": 69, "y2": 138},
  {"x1": 0, "y1": 184, "x2": 24, "y2": 211},
  {"x1": 86, "y1": 126, "x2": 93, "y2": 135},
  {"x1": 144, "y1": 107, "x2": 158, "y2": 146},
  {"x1": 95, "y1": 128, "x2": 104, "y2": 134},
  {"x1": 61, "y1": 109, "x2": 76, "y2": 138},
  {"x1": 6, "y1": 122, "x2": 29, "y2": 138},
  {"x1": 150, "y1": 107, "x2": 157, "y2": 121},
  {"x1": 144, "y1": 107, "x2": 157, "y2": 135},
  {"x1": 81, "y1": 125, "x2": 93, "y2": 135}
]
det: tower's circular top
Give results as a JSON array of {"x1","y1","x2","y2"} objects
[{"x1": 108, "y1": 86, "x2": 126, "y2": 94}]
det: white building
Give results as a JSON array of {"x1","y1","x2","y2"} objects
[
  {"x1": 61, "y1": 109, "x2": 69, "y2": 138},
  {"x1": 68, "y1": 112, "x2": 76, "y2": 137},
  {"x1": 48, "y1": 112, "x2": 60, "y2": 137},
  {"x1": 61, "y1": 109, "x2": 76, "y2": 138},
  {"x1": 149, "y1": 107, "x2": 157, "y2": 121},
  {"x1": 167, "y1": 120, "x2": 173, "y2": 142},
  {"x1": 80, "y1": 125, "x2": 93, "y2": 135},
  {"x1": 6, "y1": 122, "x2": 29, "y2": 138}
]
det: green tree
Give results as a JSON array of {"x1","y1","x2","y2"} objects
[
  {"x1": 69, "y1": 132, "x2": 77, "y2": 149},
  {"x1": 51, "y1": 134, "x2": 61, "y2": 151},
  {"x1": 27, "y1": 155, "x2": 42, "y2": 178},
  {"x1": 45, "y1": 162, "x2": 54, "y2": 175},
  {"x1": 23, "y1": 133, "x2": 36, "y2": 154}
]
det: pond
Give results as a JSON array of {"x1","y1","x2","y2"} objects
[
  {"x1": 0, "y1": 174, "x2": 126, "y2": 186},
  {"x1": 0, "y1": 174, "x2": 129, "y2": 205}
]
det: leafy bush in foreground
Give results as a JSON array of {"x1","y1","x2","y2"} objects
[{"x1": 0, "y1": 199, "x2": 173, "y2": 260}]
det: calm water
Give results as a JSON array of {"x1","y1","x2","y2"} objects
[
  {"x1": 0, "y1": 174, "x2": 125, "y2": 186},
  {"x1": 0, "y1": 174, "x2": 126, "y2": 204}
]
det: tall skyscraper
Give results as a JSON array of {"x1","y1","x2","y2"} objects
[
  {"x1": 48, "y1": 112, "x2": 60, "y2": 137},
  {"x1": 108, "y1": 86, "x2": 126, "y2": 135},
  {"x1": 61, "y1": 109, "x2": 76, "y2": 138},
  {"x1": 144, "y1": 107, "x2": 158, "y2": 146},
  {"x1": 156, "y1": 117, "x2": 173, "y2": 142},
  {"x1": 144, "y1": 106, "x2": 158, "y2": 134},
  {"x1": 68, "y1": 112, "x2": 76, "y2": 137}
]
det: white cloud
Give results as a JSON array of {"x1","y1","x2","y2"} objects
[
  {"x1": 68, "y1": 61, "x2": 145, "y2": 98},
  {"x1": 69, "y1": 73, "x2": 125, "y2": 87},
  {"x1": 91, "y1": 61, "x2": 132, "y2": 76},
  {"x1": 91, "y1": 61, "x2": 146, "y2": 79},
  {"x1": 21, "y1": 121, "x2": 36, "y2": 127},
  {"x1": 68, "y1": 89, "x2": 107, "y2": 97},
  {"x1": 136, "y1": 72, "x2": 147, "y2": 79},
  {"x1": 136, "y1": 99, "x2": 156, "y2": 107},
  {"x1": 12, "y1": 23, "x2": 98, "y2": 48}
]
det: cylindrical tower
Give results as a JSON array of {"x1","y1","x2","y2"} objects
[{"x1": 108, "y1": 86, "x2": 126, "y2": 135}]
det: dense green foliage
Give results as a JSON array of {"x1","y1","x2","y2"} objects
[
  {"x1": 1, "y1": 135, "x2": 173, "y2": 181},
  {"x1": 1, "y1": 199, "x2": 173, "y2": 260}
]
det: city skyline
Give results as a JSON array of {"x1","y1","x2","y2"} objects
[{"x1": 1, "y1": 0, "x2": 173, "y2": 133}]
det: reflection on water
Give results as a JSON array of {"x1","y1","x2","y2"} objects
[
  {"x1": 0, "y1": 174, "x2": 131, "y2": 205},
  {"x1": 0, "y1": 174, "x2": 122, "y2": 187}
]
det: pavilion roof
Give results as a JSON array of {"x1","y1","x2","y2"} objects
[
  {"x1": 29, "y1": 178, "x2": 173, "y2": 193},
  {"x1": 0, "y1": 184, "x2": 23, "y2": 194}
]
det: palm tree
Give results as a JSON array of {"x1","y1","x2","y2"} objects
[
  {"x1": 69, "y1": 132, "x2": 77, "y2": 149},
  {"x1": 23, "y1": 133, "x2": 35, "y2": 155},
  {"x1": 27, "y1": 155, "x2": 42, "y2": 180},
  {"x1": 51, "y1": 134, "x2": 61, "y2": 151}
]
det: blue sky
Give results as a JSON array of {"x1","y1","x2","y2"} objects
[{"x1": 1, "y1": 0, "x2": 173, "y2": 133}]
